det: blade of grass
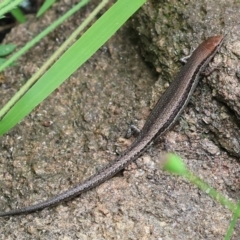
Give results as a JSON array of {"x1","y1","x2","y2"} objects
[
  {"x1": 11, "y1": 7, "x2": 26, "y2": 23},
  {"x1": 163, "y1": 153, "x2": 240, "y2": 239},
  {"x1": 0, "y1": 0, "x2": 90, "y2": 72},
  {"x1": 0, "y1": 0, "x2": 23, "y2": 17},
  {"x1": 0, "y1": 0, "x2": 18, "y2": 10},
  {"x1": 0, "y1": 44, "x2": 16, "y2": 56},
  {"x1": 0, "y1": 0, "x2": 146, "y2": 136},
  {"x1": 224, "y1": 201, "x2": 240, "y2": 240},
  {"x1": 0, "y1": 0, "x2": 13, "y2": 10},
  {"x1": 37, "y1": 0, "x2": 57, "y2": 17},
  {"x1": 0, "y1": 0, "x2": 96, "y2": 119},
  {"x1": 162, "y1": 154, "x2": 238, "y2": 213}
]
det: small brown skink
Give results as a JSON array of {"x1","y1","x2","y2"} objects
[{"x1": 0, "y1": 35, "x2": 224, "y2": 216}]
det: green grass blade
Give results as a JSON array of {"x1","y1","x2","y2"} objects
[
  {"x1": 224, "y1": 201, "x2": 240, "y2": 240},
  {"x1": 10, "y1": 6, "x2": 26, "y2": 23},
  {"x1": 0, "y1": 0, "x2": 145, "y2": 136},
  {"x1": 0, "y1": 0, "x2": 101, "y2": 120},
  {"x1": 163, "y1": 154, "x2": 238, "y2": 213},
  {"x1": 0, "y1": 0, "x2": 90, "y2": 72},
  {"x1": 0, "y1": 0, "x2": 22, "y2": 17},
  {"x1": 37, "y1": 0, "x2": 57, "y2": 17},
  {"x1": 0, "y1": 44, "x2": 16, "y2": 56},
  {"x1": 0, "y1": 0, "x2": 13, "y2": 10}
]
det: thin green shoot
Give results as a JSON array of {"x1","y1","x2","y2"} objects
[
  {"x1": 0, "y1": 0, "x2": 90, "y2": 72},
  {"x1": 162, "y1": 153, "x2": 240, "y2": 239},
  {"x1": 162, "y1": 153, "x2": 237, "y2": 213},
  {"x1": 37, "y1": 0, "x2": 57, "y2": 17},
  {"x1": 10, "y1": 6, "x2": 26, "y2": 23},
  {"x1": 0, "y1": 44, "x2": 16, "y2": 56},
  {"x1": 224, "y1": 201, "x2": 240, "y2": 240},
  {"x1": 0, "y1": 0, "x2": 23, "y2": 17},
  {"x1": 0, "y1": 0, "x2": 95, "y2": 120},
  {"x1": 0, "y1": 0, "x2": 16, "y2": 10},
  {"x1": 0, "y1": 0, "x2": 146, "y2": 136},
  {"x1": 0, "y1": 44, "x2": 16, "y2": 66}
]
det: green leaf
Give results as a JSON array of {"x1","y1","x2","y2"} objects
[
  {"x1": 0, "y1": 0, "x2": 90, "y2": 71},
  {"x1": 0, "y1": 0, "x2": 146, "y2": 136},
  {"x1": 0, "y1": 0, "x2": 23, "y2": 17},
  {"x1": 37, "y1": 0, "x2": 56, "y2": 17},
  {"x1": 11, "y1": 7, "x2": 26, "y2": 23},
  {"x1": 0, "y1": 44, "x2": 16, "y2": 56}
]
